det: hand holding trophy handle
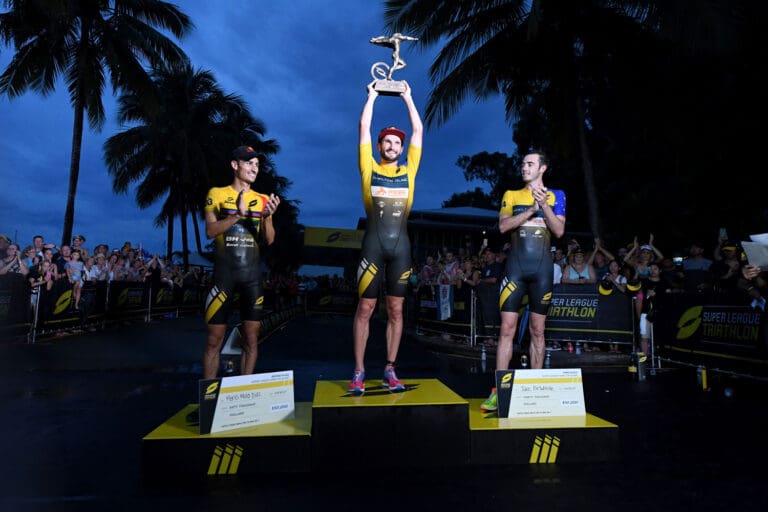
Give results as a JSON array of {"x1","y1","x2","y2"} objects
[{"x1": 366, "y1": 79, "x2": 380, "y2": 97}]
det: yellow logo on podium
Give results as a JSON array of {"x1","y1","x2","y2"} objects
[
  {"x1": 207, "y1": 444, "x2": 243, "y2": 475},
  {"x1": 529, "y1": 434, "x2": 560, "y2": 463}
]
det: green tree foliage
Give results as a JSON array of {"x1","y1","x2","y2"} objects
[
  {"x1": 0, "y1": 0, "x2": 192, "y2": 245},
  {"x1": 383, "y1": 0, "x2": 765, "y2": 251},
  {"x1": 103, "y1": 63, "x2": 302, "y2": 271}
]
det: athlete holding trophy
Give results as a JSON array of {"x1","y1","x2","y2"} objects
[{"x1": 349, "y1": 34, "x2": 423, "y2": 394}]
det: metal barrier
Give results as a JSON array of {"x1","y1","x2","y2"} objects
[{"x1": 413, "y1": 283, "x2": 637, "y2": 351}]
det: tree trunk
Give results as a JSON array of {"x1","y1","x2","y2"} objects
[
  {"x1": 575, "y1": 96, "x2": 601, "y2": 240},
  {"x1": 166, "y1": 215, "x2": 174, "y2": 260},
  {"x1": 62, "y1": 96, "x2": 85, "y2": 246},
  {"x1": 192, "y1": 204, "x2": 203, "y2": 254},
  {"x1": 181, "y1": 205, "x2": 190, "y2": 269}
]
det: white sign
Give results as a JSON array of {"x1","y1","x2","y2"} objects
[
  {"x1": 505, "y1": 368, "x2": 585, "y2": 418},
  {"x1": 207, "y1": 370, "x2": 294, "y2": 434}
]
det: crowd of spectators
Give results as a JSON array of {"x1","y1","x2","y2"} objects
[
  {"x1": 0, "y1": 233, "x2": 214, "y2": 315},
  {"x1": 0, "y1": 231, "x2": 362, "y2": 320},
  {"x1": 3, "y1": 228, "x2": 765, "y2": 340},
  {"x1": 408, "y1": 229, "x2": 768, "y2": 352}
]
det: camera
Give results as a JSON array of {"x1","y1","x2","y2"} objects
[{"x1": 673, "y1": 256, "x2": 683, "y2": 265}]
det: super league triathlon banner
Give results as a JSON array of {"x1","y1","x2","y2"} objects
[
  {"x1": 305, "y1": 289, "x2": 358, "y2": 314},
  {"x1": 544, "y1": 284, "x2": 634, "y2": 343},
  {"x1": 653, "y1": 293, "x2": 765, "y2": 361}
]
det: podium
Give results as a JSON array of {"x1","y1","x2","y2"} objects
[
  {"x1": 142, "y1": 379, "x2": 619, "y2": 476},
  {"x1": 311, "y1": 379, "x2": 469, "y2": 469}
]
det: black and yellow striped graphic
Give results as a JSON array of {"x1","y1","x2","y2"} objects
[
  {"x1": 357, "y1": 258, "x2": 378, "y2": 297},
  {"x1": 499, "y1": 277, "x2": 516, "y2": 309},
  {"x1": 205, "y1": 286, "x2": 227, "y2": 323},
  {"x1": 529, "y1": 434, "x2": 560, "y2": 463},
  {"x1": 207, "y1": 443, "x2": 243, "y2": 475}
]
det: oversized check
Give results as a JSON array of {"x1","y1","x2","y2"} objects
[
  {"x1": 499, "y1": 368, "x2": 586, "y2": 419},
  {"x1": 198, "y1": 370, "x2": 295, "y2": 434}
]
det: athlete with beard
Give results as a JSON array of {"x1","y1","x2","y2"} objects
[
  {"x1": 349, "y1": 79, "x2": 423, "y2": 394},
  {"x1": 481, "y1": 150, "x2": 566, "y2": 412}
]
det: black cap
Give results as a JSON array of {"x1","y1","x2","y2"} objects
[{"x1": 231, "y1": 145, "x2": 261, "y2": 161}]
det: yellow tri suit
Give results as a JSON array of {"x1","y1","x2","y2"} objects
[
  {"x1": 203, "y1": 185, "x2": 271, "y2": 324},
  {"x1": 357, "y1": 142, "x2": 422, "y2": 299},
  {"x1": 498, "y1": 187, "x2": 566, "y2": 315}
]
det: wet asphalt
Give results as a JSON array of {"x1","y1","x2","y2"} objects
[{"x1": 1, "y1": 311, "x2": 767, "y2": 512}]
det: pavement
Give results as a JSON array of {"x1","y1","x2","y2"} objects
[{"x1": 1, "y1": 311, "x2": 767, "y2": 512}]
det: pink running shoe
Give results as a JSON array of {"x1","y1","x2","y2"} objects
[
  {"x1": 382, "y1": 367, "x2": 405, "y2": 391},
  {"x1": 348, "y1": 370, "x2": 365, "y2": 395}
]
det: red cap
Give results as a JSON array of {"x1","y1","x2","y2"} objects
[{"x1": 378, "y1": 126, "x2": 406, "y2": 143}]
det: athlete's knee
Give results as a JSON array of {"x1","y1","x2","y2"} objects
[
  {"x1": 356, "y1": 299, "x2": 377, "y2": 319},
  {"x1": 500, "y1": 318, "x2": 518, "y2": 337},
  {"x1": 205, "y1": 326, "x2": 226, "y2": 350},
  {"x1": 386, "y1": 298, "x2": 404, "y2": 319},
  {"x1": 529, "y1": 324, "x2": 546, "y2": 340},
  {"x1": 205, "y1": 335, "x2": 224, "y2": 352}
]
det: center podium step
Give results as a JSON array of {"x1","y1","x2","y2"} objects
[{"x1": 311, "y1": 379, "x2": 470, "y2": 469}]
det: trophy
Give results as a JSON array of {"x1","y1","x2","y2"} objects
[{"x1": 369, "y1": 33, "x2": 419, "y2": 95}]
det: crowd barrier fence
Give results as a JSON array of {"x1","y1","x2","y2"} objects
[
  {"x1": 4, "y1": 274, "x2": 765, "y2": 375},
  {"x1": 0, "y1": 275, "x2": 298, "y2": 344}
]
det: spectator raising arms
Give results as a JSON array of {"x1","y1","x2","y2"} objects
[{"x1": 561, "y1": 247, "x2": 596, "y2": 284}]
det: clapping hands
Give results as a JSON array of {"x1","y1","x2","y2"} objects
[{"x1": 264, "y1": 194, "x2": 280, "y2": 217}]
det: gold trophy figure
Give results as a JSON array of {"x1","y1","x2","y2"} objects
[{"x1": 369, "y1": 33, "x2": 418, "y2": 95}]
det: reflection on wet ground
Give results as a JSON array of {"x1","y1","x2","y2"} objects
[{"x1": 2, "y1": 312, "x2": 767, "y2": 511}]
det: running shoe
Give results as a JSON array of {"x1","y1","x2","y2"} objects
[
  {"x1": 348, "y1": 370, "x2": 365, "y2": 395},
  {"x1": 382, "y1": 367, "x2": 406, "y2": 391},
  {"x1": 480, "y1": 388, "x2": 498, "y2": 412}
]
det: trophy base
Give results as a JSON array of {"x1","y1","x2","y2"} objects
[{"x1": 373, "y1": 79, "x2": 406, "y2": 96}]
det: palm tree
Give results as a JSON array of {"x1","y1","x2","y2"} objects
[
  {"x1": 0, "y1": 0, "x2": 192, "y2": 246},
  {"x1": 383, "y1": 0, "x2": 665, "y2": 239},
  {"x1": 103, "y1": 63, "x2": 280, "y2": 267},
  {"x1": 384, "y1": 1, "x2": 755, "y2": 242}
]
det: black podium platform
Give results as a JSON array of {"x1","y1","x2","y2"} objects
[
  {"x1": 142, "y1": 379, "x2": 619, "y2": 476},
  {"x1": 311, "y1": 378, "x2": 470, "y2": 469}
]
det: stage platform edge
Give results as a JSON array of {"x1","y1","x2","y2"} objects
[
  {"x1": 467, "y1": 398, "x2": 621, "y2": 464},
  {"x1": 142, "y1": 402, "x2": 312, "y2": 476},
  {"x1": 141, "y1": 380, "x2": 621, "y2": 476}
]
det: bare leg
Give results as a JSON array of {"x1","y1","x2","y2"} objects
[
  {"x1": 353, "y1": 297, "x2": 377, "y2": 372},
  {"x1": 203, "y1": 324, "x2": 227, "y2": 379},
  {"x1": 239, "y1": 320, "x2": 261, "y2": 375},
  {"x1": 528, "y1": 312, "x2": 547, "y2": 369},
  {"x1": 385, "y1": 296, "x2": 404, "y2": 364},
  {"x1": 496, "y1": 311, "x2": 519, "y2": 370}
]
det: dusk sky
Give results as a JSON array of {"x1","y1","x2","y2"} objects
[{"x1": 0, "y1": 1, "x2": 514, "y2": 255}]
